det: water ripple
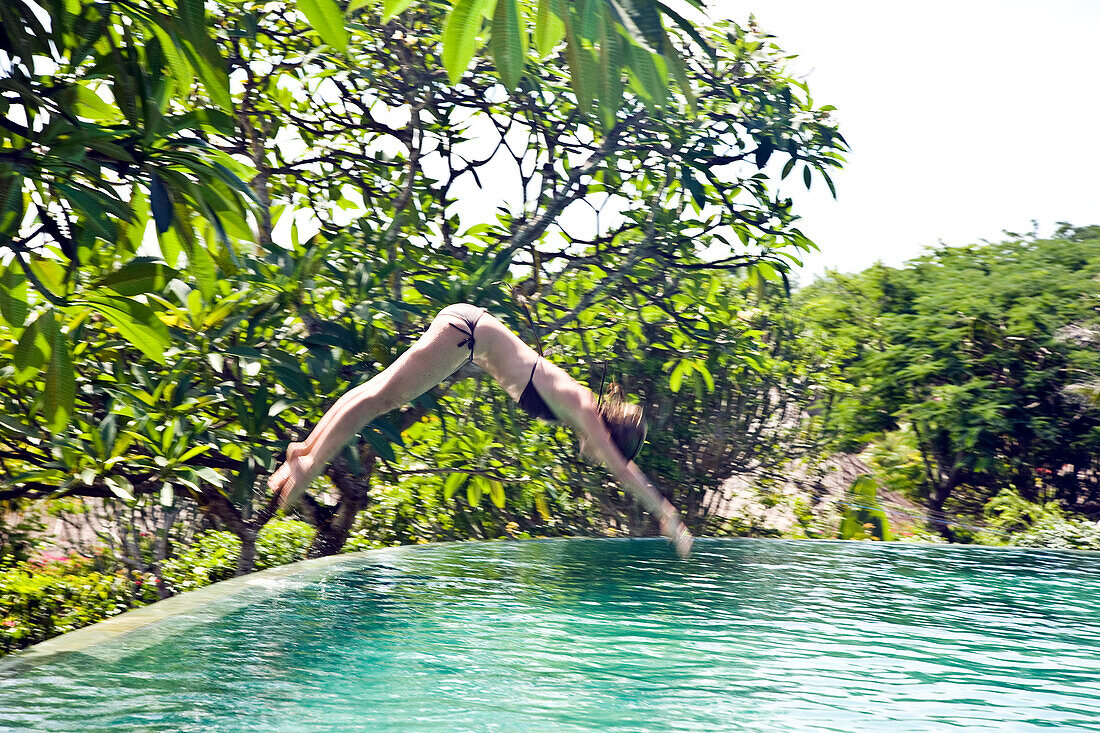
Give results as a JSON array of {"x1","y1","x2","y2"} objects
[{"x1": 2, "y1": 539, "x2": 1100, "y2": 732}]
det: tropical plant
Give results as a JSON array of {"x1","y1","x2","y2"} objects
[
  {"x1": 801, "y1": 228, "x2": 1100, "y2": 539},
  {"x1": 838, "y1": 474, "x2": 893, "y2": 541},
  {"x1": 1, "y1": 0, "x2": 846, "y2": 566}
]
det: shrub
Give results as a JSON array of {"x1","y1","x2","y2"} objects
[
  {"x1": 978, "y1": 488, "x2": 1100, "y2": 551},
  {"x1": 159, "y1": 531, "x2": 241, "y2": 594},
  {"x1": 256, "y1": 519, "x2": 315, "y2": 569},
  {"x1": 0, "y1": 519, "x2": 322, "y2": 658},
  {"x1": 159, "y1": 519, "x2": 317, "y2": 593},
  {"x1": 0, "y1": 554, "x2": 155, "y2": 657},
  {"x1": 1009, "y1": 515, "x2": 1100, "y2": 551}
]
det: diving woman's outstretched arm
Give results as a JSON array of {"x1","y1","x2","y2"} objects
[{"x1": 527, "y1": 357, "x2": 694, "y2": 558}]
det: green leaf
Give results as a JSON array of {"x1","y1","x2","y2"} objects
[
  {"x1": 491, "y1": 0, "x2": 525, "y2": 90},
  {"x1": 652, "y1": 0, "x2": 715, "y2": 58},
  {"x1": 160, "y1": 482, "x2": 174, "y2": 507},
  {"x1": 59, "y1": 180, "x2": 132, "y2": 223},
  {"x1": 576, "y1": 0, "x2": 599, "y2": 41},
  {"x1": 175, "y1": 0, "x2": 233, "y2": 110},
  {"x1": 178, "y1": 0, "x2": 205, "y2": 41},
  {"x1": 803, "y1": 164, "x2": 812, "y2": 189},
  {"x1": 755, "y1": 262, "x2": 780, "y2": 282},
  {"x1": 442, "y1": 0, "x2": 490, "y2": 84},
  {"x1": 28, "y1": 257, "x2": 67, "y2": 297},
  {"x1": 488, "y1": 479, "x2": 506, "y2": 508},
  {"x1": 74, "y1": 83, "x2": 120, "y2": 122},
  {"x1": 606, "y1": 0, "x2": 665, "y2": 54},
  {"x1": 382, "y1": 0, "x2": 416, "y2": 20},
  {"x1": 596, "y1": 15, "x2": 625, "y2": 127},
  {"x1": 174, "y1": 209, "x2": 217, "y2": 299},
  {"x1": 444, "y1": 472, "x2": 468, "y2": 500},
  {"x1": 0, "y1": 413, "x2": 36, "y2": 439},
  {"x1": 535, "y1": 0, "x2": 565, "y2": 56},
  {"x1": 665, "y1": 45, "x2": 695, "y2": 110},
  {"x1": 623, "y1": 38, "x2": 665, "y2": 105},
  {"x1": 43, "y1": 312, "x2": 75, "y2": 433},
  {"x1": 680, "y1": 168, "x2": 705, "y2": 209},
  {"x1": 105, "y1": 476, "x2": 135, "y2": 502},
  {"x1": 821, "y1": 167, "x2": 837, "y2": 198},
  {"x1": 361, "y1": 424, "x2": 397, "y2": 462},
  {"x1": 94, "y1": 259, "x2": 180, "y2": 296},
  {"x1": 150, "y1": 173, "x2": 174, "y2": 234},
  {"x1": 0, "y1": 263, "x2": 28, "y2": 327},
  {"x1": 272, "y1": 363, "x2": 314, "y2": 398},
  {"x1": 669, "y1": 358, "x2": 690, "y2": 393},
  {"x1": 194, "y1": 466, "x2": 225, "y2": 485},
  {"x1": 695, "y1": 362, "x2": 715, "y2": 392},
  {"x1": 755, "y1": 138, "x2": 773, "y2": 169},
  {"x1": 177, "y1": 444, "x2": 213, "y2": 463},
  {"x1": 298, "y1": 0, "x2": 349, "y2": 53},
  {"x1": 146, "y1": 21, "x2": 195, "y2": 92},
  {"x1": 13, "y1": 314, "x2": 50, "y2": 383},
  {"x1": 467, "y1": 475, "x2": 487, "y2": 506},
  {"x1": 563, "y1": 12, "x2": 596, "y2": 111},
  {"x1": 77, "y1": 295, "x2": 171, "y2": 364}
]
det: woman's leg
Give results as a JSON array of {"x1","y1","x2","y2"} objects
[{"x1": 269, "y1": 307, "x2": 476, "y2": 508}]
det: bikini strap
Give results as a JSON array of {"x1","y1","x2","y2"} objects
[
  {"x1": 449, "y1": 321, "x2": 474, "y2": 347},
  {"x1": 448, "y1": 308, "x2": 484, "y2": 363}
]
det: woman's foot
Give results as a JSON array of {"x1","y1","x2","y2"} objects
[{"x1": 269, "y1": 442, "x2": 312, "y2": 510}]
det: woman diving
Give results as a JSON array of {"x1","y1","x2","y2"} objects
[{"x1": 268, "y1": 303, "x2": 693, "y2": 558}]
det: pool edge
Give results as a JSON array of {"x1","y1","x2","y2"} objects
[{"x1": 0, "y1": 545, "x2": 412, "y2": 676}]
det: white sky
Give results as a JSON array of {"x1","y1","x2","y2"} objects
[
  {"x1": 716, "y1": 0, "x2": 1100, "y2": 280},
  {"x1": 276, "y1": 1, "x2": 1100, "y2": 284}
]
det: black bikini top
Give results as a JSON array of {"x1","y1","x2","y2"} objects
[{"x1": 518, "y1": 358, "x2": 557, "y2": 422}]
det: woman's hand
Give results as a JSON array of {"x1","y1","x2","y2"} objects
[{"x1": 659, "y1": 505, "x2": 694, "y2": 559}]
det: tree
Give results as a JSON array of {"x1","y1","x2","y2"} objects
[
  {"x1": 0, "y1": 0, "x2": 846, "y2": 567},
  {"x1": 802, "y1": 229, "x2": 1100, "y2": 539}
]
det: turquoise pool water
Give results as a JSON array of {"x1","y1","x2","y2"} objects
[{"x1": 2, "y1": 539, "x2": 1099, "y2": 732}]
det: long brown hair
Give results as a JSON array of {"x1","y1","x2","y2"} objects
[{"x1": 598, "y1": 385, "x2": 648, "y2": 461}]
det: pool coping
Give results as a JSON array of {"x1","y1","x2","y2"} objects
[{"x1": 0, "y1": 545, "x2": 414, "y2": 676}]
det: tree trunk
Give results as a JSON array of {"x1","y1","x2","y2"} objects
[
  {"x1": 927, "y1": 468, "x2": 963, "y2": 542},
  {"x1": 236, "y1": 527, "x2": 257, "y2": 576},
  {"x1": 305, "y1": 455, "x2": 377, "y2": 557}
]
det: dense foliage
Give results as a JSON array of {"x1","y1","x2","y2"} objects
[
  {"x1": 803, "y1": 227, "x2": 1100, "y2": 539},
  {"x1": 0, "y1": 552, "x2": 159, "y2": 655},
  {"x1": 0, "y1": 0, "x2": 845, "y2": 573}
]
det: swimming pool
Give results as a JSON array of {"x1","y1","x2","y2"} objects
[{"x1": 2, "y1": 538, "x2": 1098, "y2": 732}]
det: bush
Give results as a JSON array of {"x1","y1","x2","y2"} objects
[
  {"x1": 0, "y1": 554, "x2": 155, "y2": 657},
  {"x1": 0, "y1": 519, "x2": 321, "y2": 658},
  {"x1": 160, "y1": 519, "x2": 317, "y2": 594},
  {"x1": 978, "y1": 489, "x2": 1100, "y2": 551},
  {"x1": 1009, "y1": 515, "x2": 1100, "y2": 551},
  {"x1": 256, "y1": 519, "x2": 315, "y2": 569},
  {"x1": 159, "y1": 531, "x2": 241, "y2": 594}
]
